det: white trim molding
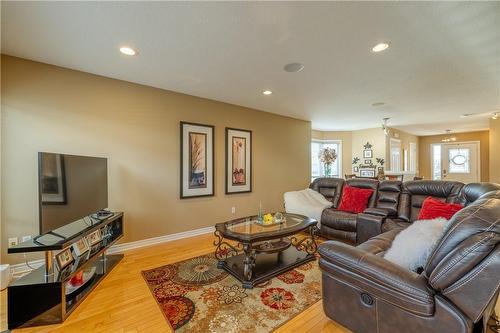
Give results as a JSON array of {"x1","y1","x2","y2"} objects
[
  {"x1": 107, "y1": 226, "x2": 215, "y2": 254},
  {"x1": 10, "y1": 226, "x2": 215, "y2": 277}
]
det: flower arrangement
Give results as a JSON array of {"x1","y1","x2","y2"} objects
[{"x1": 319, "y1": 147, "x2": 337, "y2": 177}]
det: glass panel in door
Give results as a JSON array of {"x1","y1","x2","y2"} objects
[{"x1": 441, "y1": 143, "x2": 479, "y2": 183}]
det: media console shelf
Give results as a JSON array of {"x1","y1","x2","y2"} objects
[{"x1": 7, "y1": 212, "x2": 124, "y2": 329}]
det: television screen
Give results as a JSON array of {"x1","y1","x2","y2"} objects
[{"x1": 38, "y1": 152, "x2": 108, "y2": 235}]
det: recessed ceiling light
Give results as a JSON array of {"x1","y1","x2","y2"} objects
[
  {"x1": 119, "y1": 46, "x2": 137, "y2": 56},
  {"x1": 372, "y1": 42, "x2": 390, "y2": 53},
  {"x1": 372, "y1": 102, "x2": 385, "y2": 107},
  {"x1": 262, "y1": 90, "x2": 273, "y2": 95},
  {"x1": 283, "y1": 63, "x2": 304, "y2": 73}
]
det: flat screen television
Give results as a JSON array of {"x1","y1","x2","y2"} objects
[{"x1": 38, "y1": 152, "x2": 108, "y2": 235}]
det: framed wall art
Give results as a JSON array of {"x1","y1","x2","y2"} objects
[
  {"x1": 225, "y1": 127, "x2": 252, "y2": 194},
  {"x1": 180, "y1": 122, "x2": 215, "y2": 198},
  {"x1": 363, "y1": 149, "x2": 373, "y2": 158},
  {"x1": 359, "y1": 168, "x2": 376, "y2": 178}
]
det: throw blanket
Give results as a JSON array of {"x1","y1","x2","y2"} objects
[{"x1": 284, "y1": 188, "x2": 332, "y2": 226}]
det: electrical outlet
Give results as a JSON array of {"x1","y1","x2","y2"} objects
[
  {"x1": 8, "y1": 237, "x2": 18, "y2": 247},
  {"x1": 231, "y1": 207, "x2": 236, "y2": 214},
  {"x1": 22, "y1": 235, "x2": 32, "y2": 242}
]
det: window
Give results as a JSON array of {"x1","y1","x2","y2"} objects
[
  {"x1": 409, "y1": 142, "x2": 417, "y2": 172},
  {"x1": 390, "y1": 138, "x2": 402, "y2": 172},
  {"x1": 311, "y1": 140, "x2": 341, "y2": 180},
  {"x1": 431, "y1": 144, "x2": 442, "y2": 180},
  {"x1": 448, "y1": 148, "x2": 470, "y2": 173}
]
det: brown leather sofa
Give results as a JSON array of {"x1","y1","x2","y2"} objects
[
  {"x1": 357, "y1": 181, "x2": 500, "y2": 244},
  {"x1": 310, "y1": 178, "x2": 379, "y2": 243},
  {"x1": 311, "y1": 177, "x2": 500, "y2": 246},
  {"x1": 318, "y1": 189, "x2": 500, "y2": 333}
]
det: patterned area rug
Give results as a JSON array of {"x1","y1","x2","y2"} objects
[{"x1": 142, "y1": 253, "x2": 322, "y2": 332}]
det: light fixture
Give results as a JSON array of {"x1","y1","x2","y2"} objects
[
  {"x1": 492, "y1": 112, "x2": 498, "y2": 120},
  {"x1": 283, "y1": 63, "x2": 304, "y2": 73},
  {"x1": 262, "y1": 90, "x2": 273, "y2": 95},
  {"x1": 382, "y1": 118, "x2": 390, "y2": 136},
  {"x1": 372, "y1": 102, "x2": 385, "y2": 107},
  {"x1": 119, "y1": 46, "x2": 137, "y2": 56},
  {"x1": 372, "y1": 42, "x2": 390, "y2": 53},
  {"x1": 441, "y1": 129, "x2": 457, "y2": 142}
]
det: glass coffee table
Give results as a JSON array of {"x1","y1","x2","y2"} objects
[{"x1": 213, "y1": 213, "x2": 318, "y2": 289}]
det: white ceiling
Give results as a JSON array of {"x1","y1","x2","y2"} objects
[{"x1": 2, "y1": 2, "x2": 499, "y2": 135}]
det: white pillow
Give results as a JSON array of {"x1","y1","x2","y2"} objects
[{"x1": 384, "y1": 218, "x2": 448, "y2": 272}]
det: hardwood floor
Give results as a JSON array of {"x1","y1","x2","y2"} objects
[
  {"x1": 2, "y1": 233, "x2": 498, "y2": 333},
  {"x1": 0, "y1": 233, "x2": 351, "y2": 333}
]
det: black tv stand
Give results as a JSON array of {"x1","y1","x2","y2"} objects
[{"x1": 7, "y1": 212, "x2": 124, "y2": 329}]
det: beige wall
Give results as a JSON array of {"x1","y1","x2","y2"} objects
[
  {"x1": 311, "y1": 130, "x2": 352, "y2": 177},
  {"x1": 489, "y1": 119, "x2": 500, "y2": 183},
  {"x1": 419, "y1": 131, "x2": 490, "y2": 181},
  {"x1": 1, "y1": 55, "x2": 311, "y2": 264},
  {"x1": 351, "y1": 128, "x2": 386, "y2": 172},
  {"x1": 313, "y1": 128, "x2": 388, "y2": 176}
]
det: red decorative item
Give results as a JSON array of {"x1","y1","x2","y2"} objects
[
  {"x1": 70, "y1": 271, "x2": 84, "y2": 286},
  {"x1": 418, "y1": 196, "x2": 463, "y2": 220},
  {"x1": 338, "y1": 186, "x2": 374, "y2": 213}
]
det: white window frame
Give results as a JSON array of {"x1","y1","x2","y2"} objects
[
  {"x1": 311, "y1": 140, "x2": 342, "y2": 180},
  {"x1": 431, "y1": 143, "x2": 442, "y2": 180},
  {"x1": 409, "y1": 142, "x2": 417, "y2": 172},
  {"x1": 389, "y1": 138, "x2": 402, "y2": 172}
]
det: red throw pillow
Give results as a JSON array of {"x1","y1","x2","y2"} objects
[
  {"x1": 418, "y1": 196, "x2": 463, "y2": 220},
  {"x1": 338, "y1": 186, "x2": 374, "y2": 213}
]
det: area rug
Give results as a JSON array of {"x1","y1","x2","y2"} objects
[{"x1": 141, "y1": 253, "x2": 322, "y2": 332}]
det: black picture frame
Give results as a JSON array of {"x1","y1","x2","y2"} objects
[
  {"x1": 225, "y1": 127, "x2": 252, "y2": 194},
  {"x1": 180, "y1": 121, "x2": 215, "y2": 199},
  {"x1": 55, "y1": 247, "x2": 74, "y2": 270},
  {"x1": 364, "y1": 159, "x2": 372, "y2": 164},
  {"x1": 363, "y1": 149, "x2": 373, "y2": 158},
  {"x1": 353, "y1": 166, "x2": 359, "y2": 172},
  {"x1": 359, "y1": 168, "x2": 376, "y2": 178}
]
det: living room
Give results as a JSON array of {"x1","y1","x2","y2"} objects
[{"x1": 1, "y1": 2, "x2": 499, "y2": 333}]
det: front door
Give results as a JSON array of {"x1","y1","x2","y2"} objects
[{"x1": 441, "y1": 142, "x2": 480, "y2": 183}]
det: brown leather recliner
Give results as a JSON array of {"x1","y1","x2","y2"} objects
[
  {"x1": 310, "y1": 178, "x2": 378, "y2": 243},
  {"x1": 318, "y1": 190, "x2": 500, "y2": 333},
  {"x1": 357, "y1": 180, "x2": 463, "y2": 244}
]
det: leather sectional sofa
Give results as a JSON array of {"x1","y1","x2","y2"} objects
[
  {"x1": 318, "y1": 186, "x2": 500, "y2": 333},
  {"x1": 310, "y1": 177, "x2": 500, "y2": 244}
]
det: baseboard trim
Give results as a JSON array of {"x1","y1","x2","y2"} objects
[
  {"x1": 107, "y1": 226, "x2": 215, "y2": 254},
  {"x1": 9, "y1": 225, "x2": 215, "y2": 276}
]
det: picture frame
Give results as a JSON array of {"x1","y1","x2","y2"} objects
[
  {"x1": 180, "y1": 122, "x2": 215, "y2": 199},
  {"x1": 88, "y1": 230, "x2": 102, "y2": 246},
  {"x1": 353, "y1": 166, "x2": 359, "y2": 172},
  {"x1": 359, "y1": 168, "x2": 376, "y2": 178},
  {"x1": 39, "y1": 153, "x2": 67, "y2": 205},
  {"x1": 72, "y1": 237, "x2": 90, "y2": 257},
  {"x1": 56, "y1": 247, "x2": 74, "y2": 270},
  {"x1": 363, "y1": 149, "x2": 373, "y2": 158},
  {"x1": 225, "y1": 128, "x2": 252, "y2": 194},
  {"x1": 364, "y1": 159, "x2": 372, "y2": 164}
]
